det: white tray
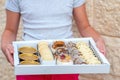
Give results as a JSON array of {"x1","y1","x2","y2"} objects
[{"x1": 13, "y1": 37, "x2": 110, "y2": 75}]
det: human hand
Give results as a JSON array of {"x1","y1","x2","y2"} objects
[
  {"x1": 2, "y1": 44, "x2": 14, "y2": 66},
  {"x1": 96, "y1": 37, "x2": 106, "y2": 55}
]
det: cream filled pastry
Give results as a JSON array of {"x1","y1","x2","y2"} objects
[
  {"x1": 76, "y1": 41, "x2": 101, "y2": 64},
  {"x1": 38, "y1": 41, "x2": 54, "y2": 61},
  {"x1": 67, "y1": 42, "x2": 86, "y2": 64},
  {"x1": 52, "y1": 41, "x2": 66, "y2": 49},
  {"x1": 53, "y1": 46, "x2": 73, "y2": 65},
  {"x1": 51, "y1": 41, "x2": 66, "y2": 54},
  {"x1": 54, "y1": 47, "x2": 68, "y2": 59},
  {"x1": 57, "y1": 54, "x2": 73, "y2": 65}
]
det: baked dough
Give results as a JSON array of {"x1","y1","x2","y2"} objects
[
  {"x1": 19, "y1": 53, "x2": 39, "y2": 61},
  {"x1": 76, "y1": 41, "x2": 101, "y2": 64},
  {"x1": 38, "y1": 41, "x2": 54, "y2": 61}
]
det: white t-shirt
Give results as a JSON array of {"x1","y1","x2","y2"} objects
[{"x1": 5, "y1": 0, "x2": 85, "y2": 40}]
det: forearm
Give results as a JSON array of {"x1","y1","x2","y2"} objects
[
  {"x1": 1, "y1": 30, "x2": 17, "y2": 53},
  {"x1": 1, "y1": 10, "x2": 20, "y2": 46},
  {"x1": 78, "y1": 25, "x2": 102, "y2": 42},
  {"x1": 73, "y1": 4, "x2": 106, "y2": 54}
]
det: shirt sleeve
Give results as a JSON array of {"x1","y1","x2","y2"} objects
[
  {"x1": 5, "y1": 0, "x2": 20, "y2": 12},
  {"x1": 73, "y1": 0, "x2": 86, "y2": 8}
]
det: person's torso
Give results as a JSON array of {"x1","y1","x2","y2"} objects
[{"x1": 19, "y1": 0, "x2": 74, "y2": 40}]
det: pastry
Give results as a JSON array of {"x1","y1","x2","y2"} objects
[
  {"x1": 67, "y1": 42, "x2": 86, "y2": 64},
  {"x1": 20, "y1": 60, "x2": 40, "y2": 65},
  {"x1": 55, "y1": 47, "x2": 69, "y2": 55},
  {"x1": 18, "y1": 46, "x2": 37, "y2": 54},
  {"x1": 52, "y1": 41, "x2": 66, "y2": 49},
  {"x1": 38, "y1": 41, "x2": 54, "y2": 61},
  {"x1": 51, "y1": 41, "x2": 66, "y2": 54},
  {"x1": 57, "y1": 54, "x2": 73, "y2": 65},
  {"x1": 76, "y1": 41, "x2": 101, "y2": 64},
  {"x1": 19, "y1": 53, "x2": 39, "y2": 61}
]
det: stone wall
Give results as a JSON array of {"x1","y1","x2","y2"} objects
[{"x1": 0, "y1": 0, "x2": 120, "y2": 80}]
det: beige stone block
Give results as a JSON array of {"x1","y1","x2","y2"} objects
[
  {"x1": 104, "y1": 36, "x2": 120, "y2": 76},
  {"x1": 0, "y1": 57, "x2": 15, "y2": 80},
  {"x1": 93, "y1": 0, "x2": 120, "y2": 37}
]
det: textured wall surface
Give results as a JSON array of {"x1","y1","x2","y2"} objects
[{"x1": 0, "y1": 0, "x2": 120, "y2": 80}]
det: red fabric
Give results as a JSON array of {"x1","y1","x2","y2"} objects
[{"x1": 16, "y1": 74, "x2": 79, "y2": 80}]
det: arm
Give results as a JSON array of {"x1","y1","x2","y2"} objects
[
  {"x1": 1, "y1": 10, "x2": 20, "y2": 65},
  {"x1": 73, "y1": 4, "x2": 106, "y2": 55}
]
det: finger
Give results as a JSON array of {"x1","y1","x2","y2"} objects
[
  {"x1": 98, "y1": 44, "x2": 106, "y2": 55},
  {"x1": 100, "y1": 49, "x2": 105, "y2": 55},
  {"x1": 102, "y1": 47, "x2": 106, "y2": 56},
  {"x1": 7, "y1": 44, "x2": 14, "y2": 54},
  {"x1": 6, "y1": 49, "x2": 14, "y2": 66},
  {"x1": 96, "y1": 43, "x2": 105, "y2": 55},
  {"x1": 100, "y1": 43, "x2": 106, "y2": 55}
]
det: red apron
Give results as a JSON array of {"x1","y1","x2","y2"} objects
[{"x1": 16, "y1": 74, "x2": 79, "y2": 80}]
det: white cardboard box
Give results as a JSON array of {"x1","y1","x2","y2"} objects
[{"x1": 13, "y1": 38, "x2": 110, "y2": 75}]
